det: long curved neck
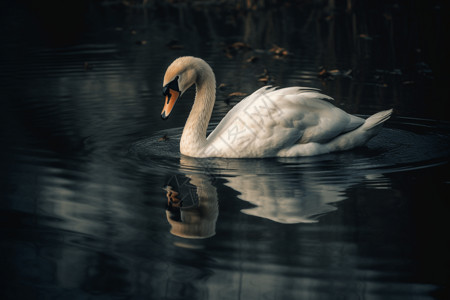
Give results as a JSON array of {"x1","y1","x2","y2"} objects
[{"x1": 180, "y1": 65, "x2": 216, "y2": 157}]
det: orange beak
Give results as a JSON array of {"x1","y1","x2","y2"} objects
[{"x1": 161, "y1": 89, "x2": 180, "y2": 120}]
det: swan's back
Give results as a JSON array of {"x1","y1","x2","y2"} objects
[{"x1": 205, "y1": 87, "x2": 366, "y2": 157}]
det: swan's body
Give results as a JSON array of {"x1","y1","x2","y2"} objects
[{"x1": 161, "y1": 56, "x2": 392, "y2": 158}]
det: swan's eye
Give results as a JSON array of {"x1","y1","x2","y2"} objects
[{"x1": 163, "y1": 76, "x2": 180, "y2": 96}]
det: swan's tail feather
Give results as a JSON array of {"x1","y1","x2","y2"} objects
[
  {"x1": 362, "y1": 109, "x2": 393, "y2": 130},
  {"x1": 324, "y1": 108, "x2": 392, "y2": 153}
]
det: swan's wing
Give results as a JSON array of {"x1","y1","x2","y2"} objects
[{"x1": 205, "y1": 86, "x2": 364, "y2": 157}]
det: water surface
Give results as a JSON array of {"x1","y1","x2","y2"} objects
[{"x1": 1, "y1": 1, "x2": 449, "y2": 299}]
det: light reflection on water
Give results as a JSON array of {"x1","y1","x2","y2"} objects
[{"x1": 1, "y1": 1, "x2": 449, "y2": 299}]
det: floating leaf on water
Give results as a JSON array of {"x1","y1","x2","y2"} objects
[
  {"x1": 218, "y1": 83, "x2": 228, "y2": 91},
  {"x1": 258, "y1": 76, "x2": 269, "y2": 83},
  {"x1": 269, "y1": 44, "x2": 284, "y2": 54},
  {"x1": 225, "y1": 51, "x2": 234, "y2": 59},
  {"x1": 230, "y1": 42, "x2": 252, "y2": 50},
  {"x1": 228, "y1": 92, "x2": 248, "y2": 97},
  {"x1": 224, "y1": 92, "x2": 247, "y2": 106},
  {"x1": 257, "y1": 69, "x2": 274, "y2": 84},
  {"x1": 358, "y1": 34, "x2": 373, "y2": 40},
  {"x1": 269, "y1": 44, "x2": 290, "y2": 57},
  {"x1": 318, "y1": 68, "x2": 329, "y2": 78},
  {"x1": 318, "y1": 67, "x2": 351, "y2": 79},
  {"x1": 246, "y1": 56, "x2": 259, "y2": 63}
]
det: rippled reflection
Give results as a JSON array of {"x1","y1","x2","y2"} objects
[
  {"x1": 140, "y1": 116, "x2": 450, "y2": 236},
  {"x1": 165, "y1": 171, "x2": 219, "y2": 239},
  {"x1": 176, "y1": 156, "x2": 382, "y2": 226}
]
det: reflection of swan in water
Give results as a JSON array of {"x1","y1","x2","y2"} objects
[
  {"x1": 225, "y1": 169, "x2": 340, "y2": 224},
  {"x1": 165, "y1": 170, "x2": 218, "y2": 239},
  {"x1": 175, "y1": 155, "x2": 384, "y2": 225}
]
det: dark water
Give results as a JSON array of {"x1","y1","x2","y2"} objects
[{"x1": 1, "y1": 1, "x2": 449, "y2": 299}]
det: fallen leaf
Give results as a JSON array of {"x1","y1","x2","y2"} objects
[
  {"x1": 358, "y1": 34, "x2": 373, "y2": 40},
  {"x1": 269, "y1": 45, "x2": 290, "y2": 57},
  {"x1": 317, "y1": 68, "x2": 335, "y2": 80},
  {"x1": 225, "y1": 51, "x2": 234, "y2": 59},
  {"x1": 318, "y1": 68, "x2": 328, "y2": 77},
  {"x1": 246, "y1": 56, "x2": 259, "y2": 63},
  {"x1": 318, "y1": 67, "x2": 352, "y2": 79},
  {"x1": 230, "y1": 42, "x2": 252, "y2": 50},
  {"x1": 258, "y1": 76, "x2": 269, "y2": 83},
  {"x1": 218, "y1": 83, "x2": 228, "y2": 91},
  {"x1": 228, "y1": 92, "x2": 248, "y2": 97},
  {"x1": 257, "y1": 69, "x2": 274, "y2": 84}
]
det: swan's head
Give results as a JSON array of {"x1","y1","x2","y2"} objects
[
  {"x1": 161, "y1": 56, "x2": 200, "y2": 120},
  {"x1": 161, "y1": 56, "x2": 214, "y2": 120}
]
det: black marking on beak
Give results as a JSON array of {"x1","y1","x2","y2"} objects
[{"x1": 163, "y1": 76, "x2": 180, "y2": 96}]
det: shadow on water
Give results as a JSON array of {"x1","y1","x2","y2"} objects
[{"x1": 1, "y1": 0, "x2": 449, "y2": 299}]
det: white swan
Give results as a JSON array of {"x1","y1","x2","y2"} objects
[{"x1": 161, "y1": 56, "x2": 392, "y2": 158}]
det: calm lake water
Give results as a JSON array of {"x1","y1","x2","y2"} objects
[{"x1": 1, "y1": 1, "x2": 449, "y2": 299}]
